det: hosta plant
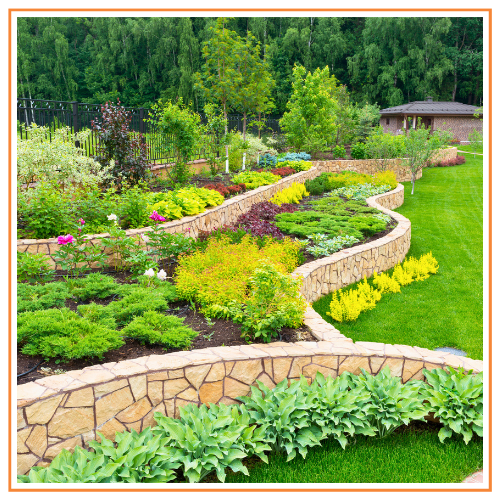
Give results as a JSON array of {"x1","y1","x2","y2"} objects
[
  {"x1": 420, "y1": 367, "x2": 483, "y2": 444},
  {"x1": 87, "y1": 428, "x2": 180, "y2": 483},
  {"x1": 238, "y1": 379, "x2": 322, "y2": 461},
  {"x1": 347, "y1": 367, "x2": 428, "y2": 437},
  {"x1": 17, "y1": 251, "x2": 55, "y2": 284},
  {"x1": 154, "y1": 403, "x2": 270, "y2": 483},
  {"x1": 305, "y1": 372, "x2": 377, "y2": 447},
  {"x1": 17, "y1": 446, "x2": 121, "y2": 483}
]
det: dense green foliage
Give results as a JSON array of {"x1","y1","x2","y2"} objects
[
  {"x1": 17, "y1": 282, "x2": 70, "y2": 313},
  {"x1": 17, "y1": 17, "x2": 483, "y2": 110}
]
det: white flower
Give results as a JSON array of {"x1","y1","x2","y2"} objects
[
  {"x1": 157, "y1": 269, "x2": 167, "y2": 281},
  {"x1": 107, "y1": 214, "x2": 118, "y2": 221},
  {"x1": 141, "y1": 233, "x2": 150, "y2": 243},
  {"x1": 144, "y1": 268, "x2": 155, "y2": 277}
]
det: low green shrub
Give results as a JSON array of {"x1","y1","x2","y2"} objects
[
  {"x1": 17, "y1": 308, "x2": 124, "y2": 361},
  {"x1": 66, "y1": 273, "x2": 122, "y2": 301},
  {"x1": 350, "y1": 142, "x2": 367, "y2": 159},
  {"x1": 420, "y1": 367, "x2": 483, "y2": 444},
  {"x1": 77, "y1": 303, "x2": 117, "y2": 330},
  {"x1": 277, "y1": 159, "x2": 312, "y2": 171},
  {"x1": 154, "y1": 403, "x2": 271, "y2": 483},
  {"x1": 106, "y1": 288, "x2": 169, "y2": 326},
  {"x1": 122, "y1": 310, "x2": 197, "y2": 349},
  {"x1": 17, "y1": 251, "x2": 55, "y2": 284},
  {"x1": 17, "y1": 282, "x2": 70, "y2": 313}
]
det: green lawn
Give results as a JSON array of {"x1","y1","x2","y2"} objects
[
  {"x1": 209, "y1": 425, "x2": 482, "y2": 483},
  {"x1": 458, "y1": 144, "x2": 483, "y2": 155},
  {"x1": 313, "y1": 156, "x2": 483, "y2": 360}
]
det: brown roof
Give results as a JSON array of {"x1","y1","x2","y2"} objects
[{"x1": 380, "y1": 100, "x2": 482, "y2": 116}]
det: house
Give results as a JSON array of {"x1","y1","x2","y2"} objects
[{"x1": 379, "y1": 97, "x2": 482, "y2": 142}]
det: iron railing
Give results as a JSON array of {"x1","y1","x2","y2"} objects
[{"x1": 17, "y1": 98, "x2": 282, "y2": 165}]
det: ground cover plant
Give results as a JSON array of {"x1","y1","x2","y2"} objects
[
  {"x1": 18, "y1": 368, "x2": 483, "y2": 484},
  {"x1": 313, "y1": 156, "x2": 483, "y2": 359}
]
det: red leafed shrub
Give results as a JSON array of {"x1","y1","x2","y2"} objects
[
  {"x1": 205, "y1": 182, "x2": 247, "y2": 198},
  {"x1": 256, "y1": 167, "x2": 295, "y2": 177},
  {"x1": 436, "y1": 156, "x2": 466, "y2": 167}
]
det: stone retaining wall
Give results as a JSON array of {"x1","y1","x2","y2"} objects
[
  {"x1": 16, "y1": 181, "x2": 484, "y2": 475},
  {"x1": 312, "y1": 147, "x2": 457, "y2": 182},
  {"x1": 16, "y1": 168, "x2": 318, "y2": 270}
]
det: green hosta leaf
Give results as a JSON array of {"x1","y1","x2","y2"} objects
[{"x1": 438, "y1": 426, "x2": 453, "y2": 443}]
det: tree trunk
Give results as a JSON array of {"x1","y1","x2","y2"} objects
[{"x1": 411, "y1": 172, "x2": 416, "y2": 194}]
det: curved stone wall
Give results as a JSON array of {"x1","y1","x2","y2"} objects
[{"x1": 16, "y1": 180, "x2": 484, "y2": 475}]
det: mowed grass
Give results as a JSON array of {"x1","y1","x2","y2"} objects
[
  {"x1": 213, "y1": 426, "x2": 483, "y2": 483},
  {"x1": 313, "y1": 156, "x2": 483, "y2": 360},
  {"x1": 458, "y1": 144, "x2": 483, "y2": 154}
]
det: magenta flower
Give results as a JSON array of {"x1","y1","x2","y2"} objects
[
  {"x1": 78, "y1": 218, "x2": 85, "y2": 225},
  {"x1": 149, "y1": 210, "x2": 166, "y2": 222},
  {"x1": 57, "y1": 234, "x2": 74, "y2": 245}
]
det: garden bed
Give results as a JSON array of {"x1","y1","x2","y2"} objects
[{"x1": 17, "y1": 181, "x2": 401, "y2": 386}]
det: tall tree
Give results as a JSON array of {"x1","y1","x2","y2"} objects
[
  {"x1": 177, "y1": 18, "x2": 200, "y2": 109},
  {"x1": 194, "y1": 17, "x2": 243, "y2": 172}
]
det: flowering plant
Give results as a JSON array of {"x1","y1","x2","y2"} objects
[
  {"x1": 100, "y1": 216, "x2": 137, "y2": 271},
  {"x1": 53, "y1": 220, "x2": 107, "y2": 277}
]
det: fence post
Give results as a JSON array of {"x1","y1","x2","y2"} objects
[
  {"x1": 72, "y1": 101, "x2": 80, "y2": 148},
  {"x1": 139, "y1": 107, "x2": 146, "y2": 146}
]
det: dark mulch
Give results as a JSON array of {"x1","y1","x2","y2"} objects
[{"x1": 17, "y1": 190, "x2": 397, "y2": 385}]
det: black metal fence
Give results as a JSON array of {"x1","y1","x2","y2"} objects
[{"x1": 17, "y1": 98, "x2": 282, "y2": 165}]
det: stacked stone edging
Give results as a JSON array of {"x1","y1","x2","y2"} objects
[
  {"x1": 293, "y1": 184, "x2": 409, "y2": 303},
  {"x1": 16, "y1": 181, "x2": 484, "y2": 475},
  {"x1": 312, "y1": 146, "x2": 457, "y2": 182},
  {"x1": 16, "y1": 167, "x2": 319, "y2": 269}
]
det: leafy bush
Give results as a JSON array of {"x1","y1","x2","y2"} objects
[
  {"x1": 350, "y1": 142, "x2": 367, "y2": 159},
  {"x1": 420, "y1": 367, "x2": 483, "y2": 444},
  {"x1": 435, "y1": 156, "x2": 467, "y2": 167},
  {"x1": 372, "y1": 170, "x2": 398, "y2": 190},
  {"x1": 364, "y1": 128, "x2": 407, "y2": 162},
  {"x1": 232, "y1": 171, "x2": 281, "y2": 189},
  {"x1": 238, "y1": 378, "x2": 323, "y2": 461},
  {"x1": 204, "y1": 182, "x2": 246, "y2": 198},
  {"x1": 348, "y1": 367, "x2": 428, "y2": 437},
  {"x1": 17, "y1": 251, "x2": 55, "y2": 284},
  {"x1": 269, "y1": 182, "x2": 309, "y2": 206},
  {"x1": 148, "y1": 187, "x2": 224, "y2": 221},
  {"x1": 174, "y1": 234, "x2": 301, "y2": 312},
  {"x1": 332, "y1": 183, "x2": 392, "y2": 200},
  {"x1": 17, "y1": 124, "x2": 111, "y2": 191},
  {"x1": 20, "y1": 182, "x2": 74, "y2": 239},
  {"x1": 305, "y1": 233, "x2": 360, "y2": 258},
  {"x1": 92, "y1": 101, "x2": 149, "y2": 185},
  {"x1": 154, "y1": 403, "x2": 271, "y2": 483},
  {"x1": 332, "y1": 145, "x2": 347, "y2": 158},
  {"x1": 277, "y1": 159, "x2": 312, "y2": 172},
  {"x1": 277, "y1": 152, "x2": 311, "y2": 162},
  {"x1": 210, "y1": 263, "x2": 307, "y2": 342},
  {"x1": 17, "y1": 308, "x2": 124, "y2": 361},
  {"x1": 258, "y1": 153, "x2": 277, "y2": 168},
  {"x1": 17, "y1": 282, "x2": 70, "y2": 313},
  {"x1": 122, "y1": 310, "x2": 197, "y2": 349},
  {"x1": 256, "y1": 166, "x2": 296, "y2": 177}
]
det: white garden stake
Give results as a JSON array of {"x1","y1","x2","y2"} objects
[
  {"x1": 225, "y1": 145, "x2": 229, "y2": 173},
  {"x1": 242, "y1": 152, "x2": 246, "y2": 170}
]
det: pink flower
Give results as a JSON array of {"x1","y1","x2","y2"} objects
[
  {"x1": 78, "y1": 218, "x2": 85, "y2": 225},
  {"x1": 149, "y1": 210, "x2": 166, "y2": 222},
  {"x1": 57, "y1": 234, "x2": 74, "y2": 245}
]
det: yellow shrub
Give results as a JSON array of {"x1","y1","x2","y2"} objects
[
  {"x1": 392, "y1": 263, "x2": 414, "y2": 286},
  {"x1": 270, "y1": 182, "x2": 309, "y2": 206},
  {"x1": 326, "y1": 279, "x2": 381, "y2": 322},
  {"x1": 372, "y1": 271, "x2": 401, "y2": 293},
  {"x1": 372, "y1": 170, "x2": 398, "y2": 190}
]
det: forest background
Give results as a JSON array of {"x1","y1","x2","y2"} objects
[{"x1": 17, "y1": 16, "x2": 483, "y2": 112}]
